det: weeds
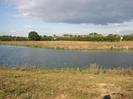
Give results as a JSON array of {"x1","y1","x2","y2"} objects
[{"x1": 0, "y1": 66, "x2": 132, "y2": 99}]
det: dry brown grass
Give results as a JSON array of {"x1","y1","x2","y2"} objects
[
  {"x1": 0, "y1": 67, "x2": 132, "y2": 99},
  {"x1": 0, "y1": 41, "x2": 133, "y2": 50}
]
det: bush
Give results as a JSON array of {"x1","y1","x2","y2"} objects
[{"x1": 28, "y1": 31, "x2": 40, "y2": 41}]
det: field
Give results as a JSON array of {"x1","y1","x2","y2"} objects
[
  {"x1": 0, "y1": 41, "x2": 133, "y2": 50},
  {"x1": 0, "y1": 66, "x2": 133, "y2": 99}
]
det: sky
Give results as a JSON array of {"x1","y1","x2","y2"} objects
[{"x1": 0, "y1": 0, "x2": 133, "y2": 36}]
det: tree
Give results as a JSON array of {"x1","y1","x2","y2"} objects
[
  {"x1": 106, "y1": 34, "x2": 120, "y2": 42},
  {"x1": 28, "y1": 31, "x2": 40, "y2": 41}
]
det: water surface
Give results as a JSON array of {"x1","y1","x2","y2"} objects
[{"x1": 0, "y1": 45, "x2": 133, "y2": 68}]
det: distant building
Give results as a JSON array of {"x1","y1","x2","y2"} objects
[
  {"x1": 63, "y1": 34, "x2": 73, "y2": 38},
  {"x1": 120, "y1": 36, "x2": 123, "y2": 41},
  {"x1": 79, "y1": 35, "x2": 89, "y2": 37}
]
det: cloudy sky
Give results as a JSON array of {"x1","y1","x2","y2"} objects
[{"x1": 0, "y1": 0, "x2": 133, "y2": 36}]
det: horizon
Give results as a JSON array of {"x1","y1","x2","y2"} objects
[{"x1": 0, "y1": 0, "x2": 133, "y2": 36}]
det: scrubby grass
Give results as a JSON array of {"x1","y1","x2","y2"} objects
[
  {"x1": 0, "y1": 41, "x2": 133, "y2": 50},
  {"x1": 0, "y1": 66, "x2": 132, "y2": 99}
]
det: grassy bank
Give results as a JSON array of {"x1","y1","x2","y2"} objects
[
  {"x1": 0, "y1": 41, "x2": 133, "y2": 50},
  {"x1": 0, "y1": 66, "x2": 133, "y2": 99}
]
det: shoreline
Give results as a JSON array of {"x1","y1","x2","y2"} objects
[
  {"x1": 0, "y1": 41, "x2": 133, "y2": 50},
  {"x1": 0, "y1": 65, "x2": 133, "y2": 72}
]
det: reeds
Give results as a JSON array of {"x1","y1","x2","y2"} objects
[{"x1": 0, "y1": 41, "x2": 133, "y2": 50}]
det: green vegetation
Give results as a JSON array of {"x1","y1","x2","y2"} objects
[
  {"x1": 56, "y1": 33, "x2": 122, "y2": 42},
  {"x1": 0, "y1": 35, "x2": 28, "y2": 41},
  {"x1": 28, "y1": 31, "x2": 41, "y2": 41},
  {"x1": 0, "y1": 32, "x2": 133, "y2": 41},
  {"x1": 40, "y1": 35, "x2": 53, "y2": 41},
  {"x1": 0, "y1": 65, "x2": 132, "y2": 99}
]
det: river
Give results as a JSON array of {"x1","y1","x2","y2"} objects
[{"x1": 0, "y1": 45, "x2": 133, "y2": 68}]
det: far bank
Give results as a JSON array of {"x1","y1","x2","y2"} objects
[{"x1": 0, "y1": 41, "x2": 133, "y2": 50}]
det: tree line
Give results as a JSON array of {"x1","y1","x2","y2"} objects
[{"x1": 0, "y1": 31, "x2": 133, "y2": 41}]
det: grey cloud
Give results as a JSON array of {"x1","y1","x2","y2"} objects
[
  {"x1": 81, "y1": 20, "x2": 133, "y2": 28},
  {"x1": 19, "y1": 0, "x2": 133, "y2": 24}
]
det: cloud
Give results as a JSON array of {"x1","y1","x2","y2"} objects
[
  {"x1": 24, "y1": 25, "x2": 32, "y2": 29},
  {"x1": 80, "y1": 20, "x2": 133, "y2": 29},
  {"x1": 18, "y1": 0, "x2": 133, "y2": 24},
  {"x1": 1, "y1": 0, "x2": 133, "y2": 35},
  {"x1": 0, "y1": 29, "x2": 17, "y2": 36},
  {"x1": 79, "y1": 20, "x2": 133, "y2": 34}
]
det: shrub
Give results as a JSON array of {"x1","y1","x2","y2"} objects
[{"x1": 28, "y1": 31, "x2": 40, "y2": 41}]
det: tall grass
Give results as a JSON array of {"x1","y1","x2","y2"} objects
[
  {"x1": 3, "y1": 64, "x2": 132, "y2": 76},
  {"x1": 0, "y1": 65, "x2": 132, "y2": 99},
  {"x1": 0, "y1": 41, "x2": 133, "y2": 50}
]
